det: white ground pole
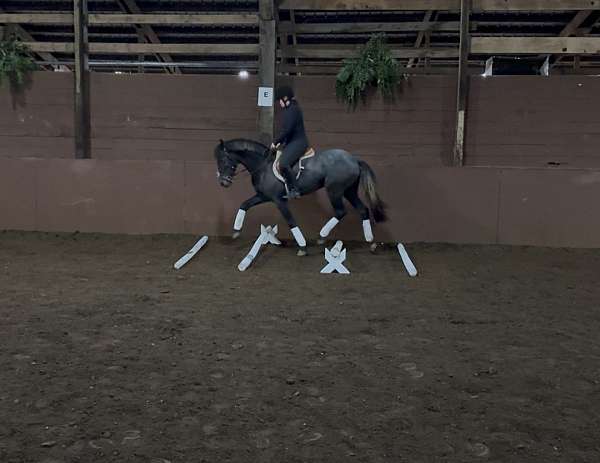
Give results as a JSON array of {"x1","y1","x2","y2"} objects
[
  {"x1": 173, "y1": 235, "x2": 209, "y2": 270},
  {"x1": 397, "y1": 243, "x2": 418, "y2": 277},
  {"x1": 238, "y1": 225, "x2": 280, "y2": 272},
  {"x1": 321, "y1": 240, "x2": 350, "y2": 274}
]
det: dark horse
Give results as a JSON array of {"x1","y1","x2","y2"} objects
[{"x1": 214, "y1": 138, "x2": 387, "y2": 255}]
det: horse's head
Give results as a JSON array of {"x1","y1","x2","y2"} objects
[{"x1": 214, "y1": 139, "x2": 238, "y2": 188}]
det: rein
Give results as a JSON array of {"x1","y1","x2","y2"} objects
[{"x1": 223, "y1": 147, "x2": 273, "y2": 180}]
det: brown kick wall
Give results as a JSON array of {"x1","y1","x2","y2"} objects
[
  {"x1": 90, "y1": 73, "x2": 259, "y2": 161},
  {"x1": 1, "y1": 158, "x2": 600, "y2": 248},
  {"x1": 466, "y1": 76, "x2": 600, "y2": 168},
  {"x1": 4, "y1": 72, "x2": 599, "y2": 169},
  {"x1": 0, "y1": 72, "x2": 74, "y2": 159}
]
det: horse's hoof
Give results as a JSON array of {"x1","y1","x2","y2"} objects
[
  {"x1": 369, "y1": 242, "x2": 378, "y2": 253},
  {"x1": 317, "y1": 237, "x2": 326, "y2": 245},
  {"x1": 297, "y1": 248, "x2": 307, "y2": 257},
  {"x1": 232, "y1": 231, "x2": 241, "y2": 240}
]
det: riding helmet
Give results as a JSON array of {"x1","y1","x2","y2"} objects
[{"x1": 275, "y1": 85, "x2": 295, "y2": 101}]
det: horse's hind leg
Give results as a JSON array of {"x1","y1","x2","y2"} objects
[
  {"x1": 344, "y1": 185, "x2": 377, "y2": 252},
  {"x1": 318, "y1": 187, "x2": 347, "y2": 245}
]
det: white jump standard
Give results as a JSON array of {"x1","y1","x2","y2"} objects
[
  {"x1": 173, "y1": 235, "x2": 209, "y2": 270},
  {"x1": 397, "y1": 243, "x2": 418, "y2": 277},
  {"x1": 238, "y1": 225, "x2": 281, "y2": 272},
  {"x1": 321, "y1": 240, "x2": 350, "y2": 274}
]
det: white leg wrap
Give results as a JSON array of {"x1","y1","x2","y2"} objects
[
  {"x1": 362, "y1": 219, "x2": 374, "y2": 242},
  {"x1": 291, "y1": 226, "x2": 307, "y2": 247},
  {"x1": 319, "y1": 217, "x2": 340, "y2": 238},
  {"x1": 234, "y1": 209, "x2": 246, "y2": 231}
]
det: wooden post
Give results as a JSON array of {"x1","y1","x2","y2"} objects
[
  {"x1": 73, "y1": 0, "x2": 91, "y2": 159},
  {"x1": 137, "y1": 30, "x2": 145, "y2": 73},
  {"x1": 290, "y1": 9, "x2": 300, "y2": 71},
  {"x1": 258, "y1": 0, "x2": 276, "y2": 145},
  {"x1": 453, "y1": 0, "x2": 471, "y2": 166}
]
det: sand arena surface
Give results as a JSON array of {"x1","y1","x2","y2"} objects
[{"x1": 0, "y1": 232, "x2": 599, "y2": 462}]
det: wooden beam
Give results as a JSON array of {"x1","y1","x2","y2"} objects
[
  {"x1": 289, "y1": 9, "x2": 300, "y2": 68},
  {"x1": 258, "y1": 0, "x2": 276, "y2": 145},
  {"x1": 471, "y1": 37, "x2": 600, "y2": 54},
  {"x1": 24, "y1": 42, "x2": 260, "y2": 55},
  {"x1": 24, "y1": 37, "x2": 600, "y2": 58},
  {"x1": 11, "y1": 28, "x2": 62, "y2": 68},
  {"x1": 0, "y1": 8, "x2": 61, "y2": 68},
  {"x1": 73, "y1": 0, "x2": 91, "y2": 159},
  {"x1": 276, "y1": 8, "x2": 289, "y2": 72},
  {"x1": 453, "y1": 0, "x2": 470, "y2": 167},
  {"x1": 560, "y1": 10, "x2": 593, "y2": 37},
  {"x1": 137, "y1": 29, "x2": 145, "y2": 73},
  {"x1": 552, "y1": 11, "x2": 594, "y2": 68},
  {"x1": 0, "y1": 13, "x2": 258, "y2": 25},
  {"x1": 277, "y1": 63, "x2": 483, "y2": 74},
  {"x1": 280, "y1": 45, "x2": 458, "y2": 59},
  {"x1": 116, "y1": 0, "x2": 180, "y2": 74},
  {"x1": 0, "y1": 13, "x2": 72, "y2": 24},
  {"x1": 280, "y1": 0, "x2": 455, "y2": 9},
  {"x1": 280, "y1": 0, "x2": 600, "y2": 11},
  {"x1": 554, "y1": 65, "x2": 600, "y2": 75},
  {"x1": 408, "y1": 11, "x2": 435, "y2": 68},
  {"x1": 278, "y1": 21, "x2": 460, "y2": 34},
  {"x1": 476, "y1": 0, "x2": 599, "y2": 11},
  {"x1": 23, "y1": 42, "x2": 75, "y2": 53},
  {"x1": 91, "y1": 13, "x2": 258, "y2": 25}
]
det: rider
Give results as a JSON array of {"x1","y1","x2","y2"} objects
[{"x1": 271, "y1": 85, "x2": 308, "y2": 199}]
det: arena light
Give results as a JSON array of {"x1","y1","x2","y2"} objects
[{"x1": 238, "y1": 70, "x2": 250, "y2": 79}]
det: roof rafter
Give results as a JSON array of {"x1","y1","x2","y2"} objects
[
  {"x1": 280, "y1": 0, "x2": 600, "y2": 11},
  {"x1": 115, "y1": 0, "x2": 181, "y2": 74},
  {"x1": 407, "y1": 10, "x2": 436, "y2": 68},
  {"x1": 0, "y1": 6, "x2": 62, "y2": 70}
]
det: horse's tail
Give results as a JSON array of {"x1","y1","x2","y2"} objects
[{"x1": 358, "y1": 160, "x2": 388, "y2": 223}]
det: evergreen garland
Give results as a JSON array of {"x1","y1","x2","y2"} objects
[
  {"x1": 336, "y1": 34, "x2": 404, "y2": 109},
  {"x1": 0, "y1": 35, "x2": 37, "y2": 94}
]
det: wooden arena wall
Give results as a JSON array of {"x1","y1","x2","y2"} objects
[{"x1": 1, "y1": 72, "x2": 599, "y2": 247}]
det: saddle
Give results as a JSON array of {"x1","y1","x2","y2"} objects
[{"x1": 273, "y1": 147, "x2": 316, "y2": 183}]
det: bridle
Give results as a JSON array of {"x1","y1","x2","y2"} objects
[{"x1": 218, "y1": 146, "x2": 273, "y2": 184}]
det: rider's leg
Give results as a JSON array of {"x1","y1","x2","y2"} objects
[{"x1": 280, "y1": 140, "x2": 306, "y2": 198}]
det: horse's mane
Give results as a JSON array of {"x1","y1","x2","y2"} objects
[{"x1": 223, "y1": 138, "x2": 268, "y2": 156}]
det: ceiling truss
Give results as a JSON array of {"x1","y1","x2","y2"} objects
[{"x1": 1, "y1": 0, "x2": 599, "y2": 74}]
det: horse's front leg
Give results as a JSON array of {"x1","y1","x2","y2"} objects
[
  {"x1": 274, "y1": 199, "x2": 308, "y2": 256},
  {"x1": 232, "y1": 195, "x2": 269, "y2": 239}
]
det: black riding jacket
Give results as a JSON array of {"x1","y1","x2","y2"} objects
[{"x1": 274, "y1": 100, "x2": 308, "y2": 146}]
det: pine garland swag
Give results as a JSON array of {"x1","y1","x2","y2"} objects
[
  {"x1": 0, "y1": 35, "x2": 38, "y2": 96},
  {"x1": 335, "y1": 34, "x2": 405, "y2": 109}
]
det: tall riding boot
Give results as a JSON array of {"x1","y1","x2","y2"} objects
[{"x1": 281, "y1": 166, "x2": 301, "y2": 199}]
